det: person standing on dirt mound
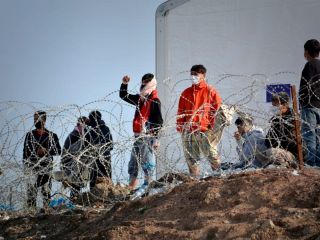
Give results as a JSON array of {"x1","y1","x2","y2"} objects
[
  {"x1": 86, "y1": 111, "x2": 113, "y2": 189},
  {"x1": 176, "y1": 64, "x2": 222, "y2": 177},
  {"x1": 299, "y1": 39, "x2": 320, "y2": 167},
  {"x1": 120, "y1": 73, "x2": 163, "y2": 190},
  {"x1": 23, "y1": 111, "x2": 61, "y2": 209},
  {"x1": 61, "y1": 116, "x2": 90, "y2": 200}
]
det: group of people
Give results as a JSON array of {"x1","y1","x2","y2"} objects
[
  {"x1": 22, "y1": 39, "x2": 320, "y2": 209},
  {"x1": 228, "y1": 92, "x2": 299, "y2": 170},
  {"x1": 23, "y1": 110, "x2": 113, "y2": 208},
  {"x1": 176, "y1": 66, "x2": 298, "y2": 175},
  {"x1": 22, "y1": 73, "x2": 163, "y2": 208},
  {"x1": 176, "y1": 39, "x2": 320, "y2": 174}
]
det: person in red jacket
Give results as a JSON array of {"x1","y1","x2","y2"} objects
[
  {"x1": 120, "y1": 73, "x2": 163, "y2": 190},
  {"x1": 177, "y1": 64, "x2": 222, "y2": 176}
]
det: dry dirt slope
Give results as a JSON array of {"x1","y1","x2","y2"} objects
[{"x1": 1, "y1": 168, "x2": 320, "y2": 240}]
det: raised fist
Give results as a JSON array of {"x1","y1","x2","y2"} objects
[{"x1": 122, "y1": 75, "x2": 130, "y2": 84}]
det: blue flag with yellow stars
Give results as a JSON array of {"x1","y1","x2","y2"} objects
[{"x1": 266, "y1": 84, "x2": 291, "y2": 102}]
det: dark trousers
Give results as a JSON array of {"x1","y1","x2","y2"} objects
[
  {"x1": 62, "y1": 159, "x2": 86, "y2": 199},
  {"x1": 89, "y1": 156, "x2": 112, "y2": 189},
  {"x1": 69, "y1": 183, "x2": 81, "y2": 200}
]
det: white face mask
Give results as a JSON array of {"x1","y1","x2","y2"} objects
[
  {"x1": 140, "y1": 78, "x2": 157, "y2": 98},
  {"x1": 192, "y1": 75, "x2": 200, "y2": 84},
  {"x1": 269, "y1": 105, "x2": 280, "y2": 115},
  {"x1": 140, "y1": 86, "x2": 153, "y2": 97}
]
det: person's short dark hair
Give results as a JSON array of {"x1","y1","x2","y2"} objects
[
  {"x1": 35, "y1": 111, "x2": 47, "y2": 121},
  {"x1": 235, "y1": 115, "x2": 253, "y2": 127},
  {"x1": 272, "y1": 92, "x2": 290, "y2": 105},
  {"x1": 89, "y1": 111, "x2": 102, "y2": 123},
  {"x1": 77, "y1": 116, "x2": 88, "y2": 125},
  {"x1": 304, "y1": 39, "x2": 320, "y2": 58},
  {"x1": 141, "y1": 73, "x2": 154, "y2": 84},
  {"x1": 190, "y1": 64, "x2": 207, "y2": 74},
  {"x1": 235, "y1": 118, "x2": 244, "y2": 126}
]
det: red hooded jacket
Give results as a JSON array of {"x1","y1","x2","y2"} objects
[
  {"x1": 133, "y1": 90, "x2": 160, "y2": 134},
  {"x1": 120, "y1": 84, "x2": 163, "y2": 135},
  {"x1": 176, "y1": 80, "x2": 222, "y2": 133}
]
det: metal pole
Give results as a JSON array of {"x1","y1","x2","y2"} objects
[
  {"x1": 9, "y1": 186, "x2": 13, "y2": 208},
  {"x1": 291, "y1": 85, "x2": 304, "y2": 169}
]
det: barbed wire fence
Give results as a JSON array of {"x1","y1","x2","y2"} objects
[{"x1": 0, "y1": 70, "x2": 316, "y2": 213}]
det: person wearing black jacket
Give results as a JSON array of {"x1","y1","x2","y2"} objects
[
  {"x1": 120, "y1": 73, "x2": 163, "y2": 190},
  {"x1": 299, "y1": 39, "x2": 320, "y2": 166},
  {"x1": 61, "y1": 116, "x2": 89, "y2": 199},
  {"x1": 23, "y1": 111, "x2": 61, "y2": 208},
  {"x1": 86, "y1": 111, "x2": 113, "y2": 189},
  {"x1": 266, "y1": 93, "x2": 297, "y2": 158}
]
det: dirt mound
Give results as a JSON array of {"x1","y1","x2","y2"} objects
[
  {"x1": 71, "y1": 177, "x2": 130, "y2": 207},
  {"x1": 1, "y1": 168, "x2": 320, "y2": 240}
]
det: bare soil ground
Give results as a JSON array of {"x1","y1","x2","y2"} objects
[{"x1": 1, "y1": 168, "x2": 320, "y2": 240}]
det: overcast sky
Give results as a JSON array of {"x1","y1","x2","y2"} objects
[
  {"x1": 0, "y1": 0, "x2": 167, "y2": 184},
  {"x1": 0, "y1": 0, "x2": 165, "y2": 105}
]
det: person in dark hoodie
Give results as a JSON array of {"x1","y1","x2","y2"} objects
[
  {"x1": 23, "y1": 111, "x2": 61, "y2": 209},
  {"x1": 299, "y1": 39, "x2": 320, "y2": 166},
  {"x1": 61, "y1": 116, "x2": 90, "y2": 199},
  {"x1": 86, "y1": 110, "x2": 113, "y2": 189},
  {"x1": 264, "y1": 92, "x2": 299, "y2": 168},
  {"x1": 266, "y1": 93, "x2": 297, "y2": 157},
  {"x1": 120, "y1": 73, "x2": 163, "y2": 190}
]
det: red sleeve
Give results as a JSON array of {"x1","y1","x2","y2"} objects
[
  {"x1": 209, "y1": 88, "x2": 222, "y2": 128},
  {"x1": 176, "y1": 92, "x2": 186, "y2": 132}
]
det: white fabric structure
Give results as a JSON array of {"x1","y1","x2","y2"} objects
[{"x1": 155, "y1": 0, "x2": 320, "y2": 177}]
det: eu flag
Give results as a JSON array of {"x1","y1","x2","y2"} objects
[{"x1": 266, "y1": 84, "x2": 291, "y2": 102}]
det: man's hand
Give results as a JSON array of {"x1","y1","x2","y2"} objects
[
  {"x1": 37, "y1": 147, "x2": 47, "y2": 157},
  {"x1": 234, "y1": 131, "x2": 241, "y2": 141},
  {"x1": 122, "y1": 75, "x2": 130, "y2": 84}
]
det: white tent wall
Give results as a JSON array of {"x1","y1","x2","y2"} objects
[{"x1": 155, "y1": 0, "x2": 320, "y2": 177}]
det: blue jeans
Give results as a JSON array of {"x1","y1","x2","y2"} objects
[
  {"x1": 301, "y1": 108, "x2": 320, "y2": 166},
  {"x1": 128, "y1": 136, "x2": 156, "y2": 182}
]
